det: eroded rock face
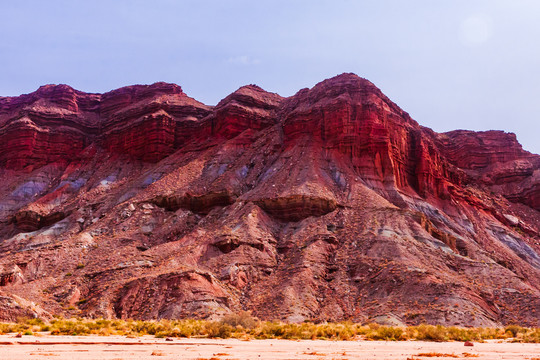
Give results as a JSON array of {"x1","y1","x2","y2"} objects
[
  {"x1": 282, "y1": 75, "x2": 453, "y2": 200},
  {"x1": 0, "y1": 293, "x2": 50, "y2": 322},
  {"x1": 151, "y1": 191, "x2": 236, "y2": 214},
  {"x1": 0, "y1": 74, "x2": 539, "y2": 326},
  {"x1": 254, "y1": 195, "x2": 338, "y2": 222},
  {"x1": 0, "y1": 82, "x2": 212, "y2": 169},
  {"x1": 12, "y1": 210, "x2": 67, "y2": 232},
  {"x1": 0, "y1": 264, "x2": 24, "y2": 286},
  {"x1": 100, "y1": 82, "x2": 212, "y2": 161},
  {"x1": 114, "y1": 271, "x2": 232, "y2": 320},
  {"x1": 441, "y1": 130, "x2": 533, "y2": 170},
  {"x1": 211, "y1": 85, "x2": 283, "y2": 139}
]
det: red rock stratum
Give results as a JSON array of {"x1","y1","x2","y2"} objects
[{"x1": 0, "y1": 74, "x2": 539, "y2": 326}]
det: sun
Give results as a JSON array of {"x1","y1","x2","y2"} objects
[{"x1": 460, "y1": 15, "x2": 493, "y2": 46}]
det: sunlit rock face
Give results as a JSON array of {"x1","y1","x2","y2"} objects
[{"x1": 0, "y1": 74, "x2": 539, "y2": 327}]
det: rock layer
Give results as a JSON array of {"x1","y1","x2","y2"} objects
[{"x1": 0, "y1": 73, "x2": 539, "y2": 326}]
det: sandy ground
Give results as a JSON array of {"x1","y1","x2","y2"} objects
[{"x1": 0, "y1": 334, "x2": 538, "y2": 360}]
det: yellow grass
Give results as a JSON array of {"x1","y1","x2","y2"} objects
[{"x1": 0, "y1": 315, "x2": 539, "y2": 343}]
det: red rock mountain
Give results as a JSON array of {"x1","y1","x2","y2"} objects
[{"x1": 0, "y1": 74, "x2": 539, "y2": 326}]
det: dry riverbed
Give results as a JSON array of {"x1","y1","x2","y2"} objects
[{"x1": 0, "y1": 334, "x2": 539, "y2": 360}]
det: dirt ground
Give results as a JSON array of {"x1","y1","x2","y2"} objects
[{"x1": 0, "y1": 335, "x2": 538, "y2": 360}]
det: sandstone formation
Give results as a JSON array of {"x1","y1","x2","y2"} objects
[{"x1": 0, "y1": 73, "x2": 539, "y2": 326}]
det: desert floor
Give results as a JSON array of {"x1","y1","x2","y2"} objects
[{"x1": 0, "y1": 335, "x2": 539, "y2": 360}]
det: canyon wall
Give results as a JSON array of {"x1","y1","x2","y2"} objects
[{"x1": 0, "y1": 73, "x2": 539, "y2": 326}]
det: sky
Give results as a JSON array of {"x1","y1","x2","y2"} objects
[{"x1": 1, "y1": 0, "x2": 539, "y2": 154}]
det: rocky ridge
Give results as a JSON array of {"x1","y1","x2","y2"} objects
[{"x1": 0, "y1": 73, "x2": 539, "y2": 326}]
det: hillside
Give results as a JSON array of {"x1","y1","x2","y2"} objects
[{"x1": 0, "y1": 73, "x2": 539, "y2": 326}]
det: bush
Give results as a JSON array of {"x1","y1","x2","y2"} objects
[
  {"x1": 204, "y1": 322, "x2": 233, "y2": 338},
  {"x1": 368, "y1": 326, "x2": 405, "y2": 341},
  {"x1": 221, "y1": 311, "x2": 258, "y2": 329},
  {"x1": 415, "y1": 325, "x2": 447, "y2": 342},
  {"x1": 1, "y1": 317, "x2": 538, "y2": 342},
  {"x1": 505, "y1": 324, "x2": 527, "y2": 338},
  {"x1": 523, "y1": 328, "x2": 540, "y2": 343}
]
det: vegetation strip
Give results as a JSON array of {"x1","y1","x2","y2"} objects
[{"x1": 1, "y1": 314, "x2": 539, "y2": 342}]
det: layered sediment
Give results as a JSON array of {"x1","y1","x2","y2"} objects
[{"x1": 0, "y1": 73, "x2": 539, "y2": 326}]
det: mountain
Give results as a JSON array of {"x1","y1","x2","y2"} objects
[{"x1": 0, "y1": 74, "x2": 539, "y2": 326}]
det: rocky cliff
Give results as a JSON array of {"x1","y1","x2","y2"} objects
[{"x1": 0, "y1": 73, "x2": 539, "y2": 326}]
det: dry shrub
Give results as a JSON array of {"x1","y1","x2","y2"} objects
[
  {"x1": 505, "y1": 324, "x2": 528, "y2": 338},
  {"x1": 204, "y1": 321, "x2": 233, "y2": 338},
  {"x1": 220, "y1": 311, "x2": 258, "y2": 329},
  {"x1": 1, "y1": 317, "x2": 539, "y2": 343},
  {"x1": 414, "y1": 325, "x2": 448, "y2": 341},
  {"x1": 367, "y1": 326, "x2": 405, "y2": 341}
]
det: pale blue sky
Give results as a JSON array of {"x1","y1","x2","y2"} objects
[{"x1": 1, "y1": 0, "x2": 539, "y2": 154}]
